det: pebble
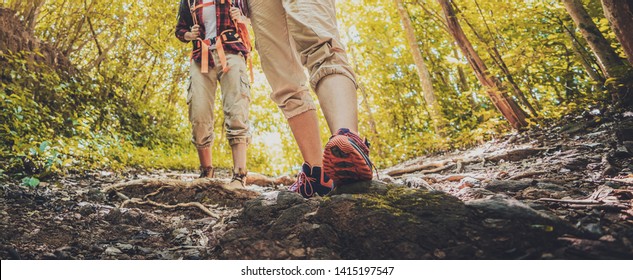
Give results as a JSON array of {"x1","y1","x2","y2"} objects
[
  {"x1": 458, "y1": 177, "x2": 481, "y2": 189},
  {"x1": 289, "y1": 248, "x2": 306, "y2": 258},
  {"x1": 116, "y1": 243, "x2": 134, "y2": 252},
  {"x1": 582, "y1": 223, "x2": 603, "y2": 236},
  {"x1": 104, "y1": 247, "x2": 122, "y2": 256}
]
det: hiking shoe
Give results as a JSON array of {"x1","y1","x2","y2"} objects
[
  {"x1": 199, "y1": 166, "x2": 215, "y2": 178},
  {"x1": 323, "y1": 128, "x2": 373, "y2": 184},
  {"x1": 289, "y1": 163, "x2": 334, "y2": 198},
  {"x1": 227, "y1": 168, "x2": 247, "y2": 189}
]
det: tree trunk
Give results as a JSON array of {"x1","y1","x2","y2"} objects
[
  {"x1": 563, "y1": 22, "x2": 606, "y2": 84},
  {"x1": 437, "y1": 0, "x2": 528, "y2": 129},
  {"x1": 562, "y1": 0, "x2": 627, "y2": 78},
  {"x1": 394, "y1": 0, "x2": 443, "y2": 132},
  {"x1": 599, "y1": 0, "x2": 633, "y2": 108},
  {"x1": 600, "y1": 0, "x2": 633, "y2": 67},
  {"x1": 22, "y1": 0, "x2": 46, "y2": 33},
  {"x1": 457, "y1": 7, "x2": 538, "y2": 117}
]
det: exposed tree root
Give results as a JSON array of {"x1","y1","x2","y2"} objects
[
  {"x1": 103, "y1": 178, "x2": 258, "y2": 217},
  {"x1": 386, "y1": 160, "x2": 452, "y2": 177},
  {"x1": 385, "y1": 147, "x2": 551, "y2": 177},
  {"x1": 245, "y1": 172, "x2": 295, "y2": 186}
]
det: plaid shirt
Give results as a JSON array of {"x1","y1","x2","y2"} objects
[{"x1": 175, "y1": 0, "x2": 249, "y2": 67}]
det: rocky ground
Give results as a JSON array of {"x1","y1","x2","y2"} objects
[{"x1": 1, "y1": 111, "x2": 632, "y2": 259}]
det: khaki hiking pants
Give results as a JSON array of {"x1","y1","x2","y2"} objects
[
  {"x1": 188, "y1": 51, "x2": 251, "y2": 149},
  {"x1": 248, "y1": 0, "x2": 357, "y2": 119}
]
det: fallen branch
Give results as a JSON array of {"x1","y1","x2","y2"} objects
[
  {"x1": 539, "y1": 198, "x2": 602, "y2": 204},
  {"x1": 384, "y1": 147, "x2": 552, "y2": 177},
  {"x1": 606, "y1": 177, "x2": 633, "y2": 185},
  {"x1": 386, "y1": 160, "x2": 451, "y2": 177},
  {"x1": 420, "y1": 163, "x2": 456, "y2": 174},
  {"x1": 539, "y1": 198, "x2": 629, "y2": 211},
  {"x1": 566, "y1": 204, "x2": 628, "y2": 211}
]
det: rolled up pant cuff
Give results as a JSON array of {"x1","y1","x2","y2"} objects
[{"x1": 228, "y1": 137, "x2": 251, "y2": 146}]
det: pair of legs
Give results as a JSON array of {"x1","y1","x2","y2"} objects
[
  {"x1": 248, "y1": 0, "x2": 359, "y2": 167},
  {"x1": 189, "y1": 51, "x2": 251, "y2": 182}
]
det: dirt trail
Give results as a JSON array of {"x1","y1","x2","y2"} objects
[{"x1": 1, "y1": 112, "x2": 632, "y2": 259}]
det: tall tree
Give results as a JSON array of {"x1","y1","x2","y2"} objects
[
  {"x1": 394, "y1": 0, "x2": 443, "y2": 132},
  {"x1": 562, "y1": 21, "x2": 605, "y2": 84},
  {"x1": 457, "y1": 1, "x2": 538, "y2": 117},
  {"x1": 561, "y1": 0, "x2": 627, "y2": 78},
  {"x1": 436, "y1": 0, "x2": 528, "y2": 129},
  {"x1": 599, "y1": 0, "x2": 633, "y2": 67}
]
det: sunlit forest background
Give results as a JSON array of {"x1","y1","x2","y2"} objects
[{"x1": 1, "y1": 0, "x2": 631, "y2": 181}]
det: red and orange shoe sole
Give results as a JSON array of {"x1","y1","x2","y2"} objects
[{"x1": 323, "y1": 135, "x2": 373, "y2": 184}]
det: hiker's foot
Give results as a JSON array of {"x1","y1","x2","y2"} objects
[
  {"x1": 289, "y1": 162, "x2": 333, "y2": 198},
  {"x1": 227, "y1": 168, "x2": 247, "y2": 189},
  {"x1": 199, "y1": 166, "x2": 215, "y2": 178},
  {"x1": 323, "y1": 128, "x2": 373, "y2": 184}
]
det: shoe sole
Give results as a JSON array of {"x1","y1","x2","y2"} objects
[{"x1": 323, "y1": 135, "x2": 373, "y2": 184}]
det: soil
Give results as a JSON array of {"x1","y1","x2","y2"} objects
[{"x1": 1, "y1": 111, "x2": 632, "y2": 259}]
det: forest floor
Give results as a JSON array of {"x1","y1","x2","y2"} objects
[{"x1": 1, "y1": 111, "x2": 632, "y2": 259}]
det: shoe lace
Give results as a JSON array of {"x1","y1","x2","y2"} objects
[{"x1": 289, "y1": 172, "x2": 316, "y2": 197}]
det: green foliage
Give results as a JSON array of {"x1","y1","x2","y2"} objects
[
  {"x1": 1, "y1": 0, "x2": 629, "y2": 177},
  {"x1": 21, "y1": 176, "x2": 40, "y2": 187}
]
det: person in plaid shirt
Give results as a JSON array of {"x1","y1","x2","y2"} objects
[{"x1": 176, "y1": 0, "x2": 251, "y2": 189}]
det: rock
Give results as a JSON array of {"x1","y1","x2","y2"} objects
[
  {"x1": 172, "y1": 228, "x2": 192, "y2": 246},
  {"x1": 86, "y1": 188, "x2": 106, "y2": 202},
  {"x1": 42, "y1": 252, "x2": 57, "y2": 259},
  {"x1": 78, "y1": 204, "x2": 95, "y2": 216},
  {"x1": 329, "y1": 180, "x2": 389, "y2": 195},
  {"x1": 455, "y1": 187, "x2": 494, "y2": 200},
  {"x1": 615, "y1": 125, "x2": 633, "y2": 142},
  {"x1": 289, "y1": 248, "x2": 306, "y2": 258},
  {"x1": 402, "y1": 176, "x2": 433, "y2": 190},
  {"x1": 466, "y1": 195, "x2": 581, "y2": 237},
  {"x1": 563, "y1": 157, "x2": 589, "y2": 170},
  {"x1": 623, "y1": 141, "x2": 633, "y2": 154},
  {"x1": 104, "y1": 208, "x2": 122, "y2": 224},
  {"x1": 378, "y1": 175, "x2": 397, "y2": 184},
  {"x1": 535, "y1": 182, "x2": 566, "y2": 191},
  {"x1": 485, "y1": 180, "x2": 532, "y2": 192},
  {"x1": 116, "y1": 243, "x2": 134, "y2": 253},
  {"x1": 220, "y1": 183, "x2": 581, "y2": 259},
  {"x1": 104, "y1": 247, "x2": 122, "y2": 256},
  {"x1": 614, "y1": 145, "x2": 632, "y2": 158},
  {"x1": 582, "y1": 223, "x2": 604, "y2": 236},
  {"x1": 458, "y1": 177, "x2": 482, "y2": 189}
]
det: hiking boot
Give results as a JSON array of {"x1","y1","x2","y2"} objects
[
  {"x1": 199, "y1": 166, "x2": 215, "y2": 178},
  {"x1": 227, "y1": 168, "x2": 247, "y2": 189},
  {"x1": 289, "y1": 162, "x2": 334, "y2": 198},
  {"x1": 323, "y1": 128, "x2": 373, "y2": 184}
]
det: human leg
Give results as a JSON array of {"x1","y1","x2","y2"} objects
[
  {"x1": 217, "y1": 52, "x2": 251, "y2": 187},
  {"x1": 282, "y1": 0, "x2": 373, "y2": 183},
  {"x1": 189, "y1": 60, "x2": 219, "y2": 178},
  {"x1": 248, "y1": 0, "x2": 323, "y2": 166}
]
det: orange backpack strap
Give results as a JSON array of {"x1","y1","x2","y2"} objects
[
  {"x1": 215, "y1": 32, "x2": 230, "y2": 73},
  {"x1": 198, "y1": 39, "x2": 212, "y2": 73}
]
